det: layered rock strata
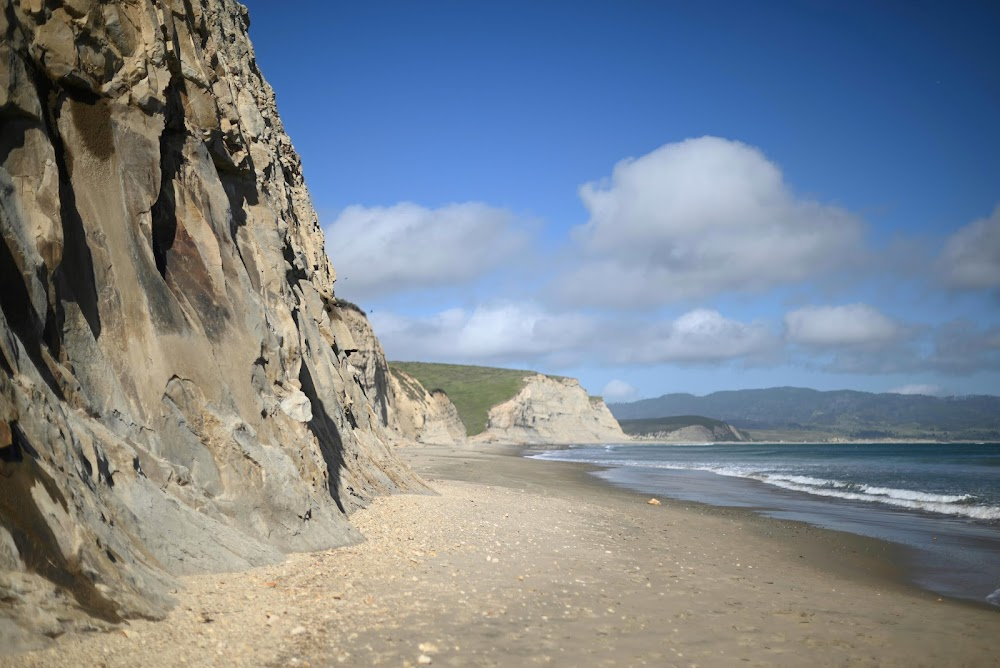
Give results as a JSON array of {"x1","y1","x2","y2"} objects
[
  {"x1": 0, "y1": 0, "x2": 422, "y2": 651},
  {"x1": 388, "y1": 366, "x2": 468, "y2": 446},
  {"x1": 476, "y1": 375, "x2": 628, "y2": 444}
]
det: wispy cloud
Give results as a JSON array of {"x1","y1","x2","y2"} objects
[
  {"x1": 369, "y1": 300, "x2": 1000, "y2": 382},
  {"x1": 928, "y1": 320, "x2": 1000, "y2": 374},
  {"x1": 370, "y1": 302, "x2": 597, "y2": 366},
  {"x1": 324, "y1": 202, "x2": 533, "y2": 300},
  {"x1": 938, "y1": 203, "x2": 1000, "y2": 291},
  {"x1": 615, "y1": 309, "x2": 778, "y2": 364},
  {"x1": 374, "y1": 304, "x2": 777, "y2": 368},
  {"x1": 784, "y1": 304, "x2": 901, "y2": 347},
  {"x1": 556, "y1": 137, "x2": 865, "y2": 307}
]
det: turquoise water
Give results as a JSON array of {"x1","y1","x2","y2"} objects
[{"x1": 531, "y1": 442, "x2": 1000, "y2": 607}]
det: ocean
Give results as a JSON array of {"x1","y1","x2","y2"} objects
[{"x1": 529, "y1": 442, "x2": 1000, "y2": 608}]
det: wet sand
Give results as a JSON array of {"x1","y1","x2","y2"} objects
[{"x1": 5, "y1": 443, "x2": 999, "y2": 667}]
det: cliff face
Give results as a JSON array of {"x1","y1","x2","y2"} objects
[
  {"x1": 388, "y1": 367, "x2": 468, "y2": 446},
  {"x1": 476, "y1": 375, "x2": 627, "y2": 444},
  {"x1": 634, "y1": 424, "x2": 751, "y2": 443},
  {"x1": 336, "y1": 305, "x2": 466, "y2": 446},
  {"x1": 0, "y1": 0, "x2": 421, "y2": 650}
]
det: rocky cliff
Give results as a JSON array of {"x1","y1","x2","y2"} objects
[
  {"x1": 336, "y1": 303, "x2": 466, "y2": 446},
  {"x1": 0, "y1": 0, "x2": 422, "y2": 651},
  {"x1": 388, "y1": 366, "x2": 468, "y2": 445},
  {"x1": 633, "y1": 424, "x2": 751, "y2": 443},
  {"x1": 476, "y1": 375, "x2": 627, "y2": 444},
  {"x1": 619, "y1": 416, "x2": 751, "y2": 442}
]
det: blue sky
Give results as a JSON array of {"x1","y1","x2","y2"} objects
[{"x1": 241, "y1": 0, "x2": 1000, "y2": 400}]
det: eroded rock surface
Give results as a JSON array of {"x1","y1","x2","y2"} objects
[
  {"x1": 476, "y1": 375, "x2": 628, "y2": 444},
  {"x1": 635, "y1": 423, "x2": 751, "y2": 443},
  {"x1": 336, "y1": 304, "x2": 466, "y2": 446},
  {"x1": 0, "y1": 0, "x2": 422, "y2": 652},
  {"x1": 388, "y1": 367, "x2": 468, "y2": 446}
]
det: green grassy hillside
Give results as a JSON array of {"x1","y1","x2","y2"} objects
[{"x1": 390, "y1": 362, "x2": 539, "y2": 436}]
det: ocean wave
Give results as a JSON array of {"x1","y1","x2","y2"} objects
[
  {"x1": 755, "y1": 473, "x2": 848, "y2": 489},
  {"x1": 855, "y1": 485, "x2": 975, "y2": 504},
  {"x1": 750, "y1": 474, "x2": 993, "y2": 518},
  {"x1": 528, "y1": 451, "x2": 1000, "y2": 520},
  {"x1": 761, "y1": 478, "x2": 1000, "y2": 520}
]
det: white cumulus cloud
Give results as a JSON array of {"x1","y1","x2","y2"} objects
[
  {"x1": 558, "y1": 136, "x2": 865, "y2": 307},
  {"x1": 785, "y1": 304, "x2": 901, "y2": 347},
  {"x1": 939, "y1": 204, "x2": 1000, "y2": 290},
  {"x1": 601, "y1": 379, "x2": 637, "y2": 401},
  {"x1": 324, "y1": 202, "x2": 532, "y2": 299},
  {"x1": 370, "y1": 302, "x2": 597, "y2": 365},
  {"x1": 617, "y1": 309, "x2": 776, "y2": 364},
  {"x1": 371, "y1": 304, "x2": 777, "y2": 369}
]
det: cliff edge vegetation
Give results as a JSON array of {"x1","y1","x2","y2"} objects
[
  {"x1": 391, "y1": 362, "x2": 627, "y2": 444},
  {"x1": 390, "y1": 362, "x2": 539, "y2": 436}
]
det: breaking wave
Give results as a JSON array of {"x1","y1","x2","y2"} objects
[{"x1": 531, "y1": 450, "x2": 1000, "y2": 521}]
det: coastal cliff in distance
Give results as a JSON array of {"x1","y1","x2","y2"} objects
[
  {"x1": 476, "y1": 374, "x2": 627, "y2": 445},
  {"x1": 390, "y1": 362, "x2": 629, "y2": 445},
  {"x1": 619, "y1": 416, "x2": 751, "y2": 443},
  {"x1": 0, "y1": 0, "x2": 423, "y2": 650}
]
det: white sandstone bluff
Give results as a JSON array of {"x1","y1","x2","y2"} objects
[
  {"x1": 474, "y1": 375, "x2": 628, "y2": 445},
  {"x1": 632, "y1": 423, "x2": 751, "y2": 443}
]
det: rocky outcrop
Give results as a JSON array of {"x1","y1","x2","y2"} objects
[
  {"x1": 388, "y1": 367, "x2": 467, "y2": 445},
  {"x1": 476, "y1": 375, "x2": 627, "y2": 444},
  {"x1": 634, "y1": 423, "x2": 751, "y2": 443},
  {"x1": 335, "y1": 304, "x2": 466, "y2": 446},
  {"x1": 0, "y1": 0, "x2": 422, "y2": 651}
]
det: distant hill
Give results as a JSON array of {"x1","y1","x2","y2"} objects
[{"x1": 609, "y1": 388, "x2": 1000, "y2": 441}]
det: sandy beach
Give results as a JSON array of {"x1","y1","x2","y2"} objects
[{"x1": 4, "y1": 443, "x2": 998, "y2": 667}]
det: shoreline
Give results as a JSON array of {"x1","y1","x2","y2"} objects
[
  {"x1": 403, "y1": 443, "x2": 976, "y2": 608},
  {"x1": 536, "y1": 438, "x2": 1000, "y2": 445},
  {"x1": 5, "y1": 442, "x2": 999, "y2": 666},
  {"x1": 522, "y1": 440, "x2": 1000, "y2": 607}
]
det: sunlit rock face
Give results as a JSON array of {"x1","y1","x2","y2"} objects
[
  {"x1": 477, "y1": 375, "x2": 628, "y2": 445},
  {"x1": 0, "y1": 0, "x2": 422, "y2": 650},
  {"x1": 335, "y1": 304, "x2": 467, "y2": 446}
]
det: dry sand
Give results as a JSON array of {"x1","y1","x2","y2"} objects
[{"x1": 4, "y1": 444, "x2": 998, "y2": 667}]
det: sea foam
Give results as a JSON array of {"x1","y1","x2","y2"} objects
[{"x1": 530, "y1": 449, "x2": 1000, "y2": 521}]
